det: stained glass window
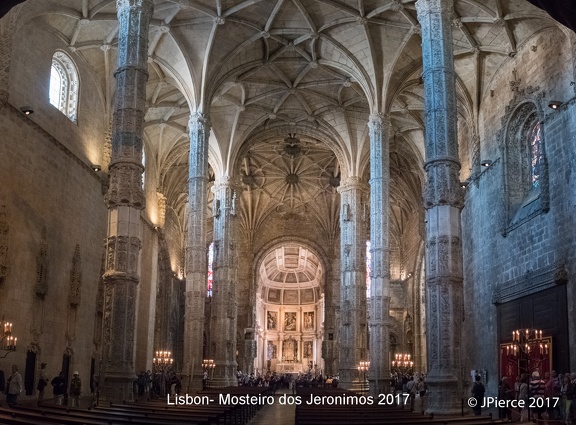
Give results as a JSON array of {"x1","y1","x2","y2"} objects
[
  {"x1": 207, "y1": 242, "x2": 214, "y2": 297},
  {"x1": 528, "y1": 121, "x2": 543, "y2": 188}
]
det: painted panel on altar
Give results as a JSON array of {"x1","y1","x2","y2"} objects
[
  {"x1": 284, "y1": 312, "x2": 297, "y2": 331},
  {"x1": 303, "y1": 312, "x2": 314, "y2": 330},
  {"x1": 283, "y1": 338, "x2": 298, "y2": 361},
  {"x1": 267, "y1": 311, "x2": 277, "y2": 330},
  {"x1": 499, "y1": 336, "x2": 552, "y2": 382}
]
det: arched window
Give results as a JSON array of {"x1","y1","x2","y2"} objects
[
  {"x1": 500, "y1": 102, "x2": 549, "y2": 235},
  {"x1": 49, "y1": 51, "x2": 79, "y2": 122}
]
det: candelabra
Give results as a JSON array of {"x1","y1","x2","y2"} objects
[
  {"x1": 202, "y1": 359, "x2": 216, "y2": 389},
  {"x1": 1, "y1": 318, "x2": 17, "y2": 358},
  {"x1": 503, "y1": 329, "x2": 549, "y2": 376},
  {"x1": 153, "y1": 350, "x2": 173, "y2": 371},
  {"x1": 357, "y1": 360, "x2": 370, "y2": 393},
  {"x1": 391, "y1": 353, "x2": 413, "y2": 374}
]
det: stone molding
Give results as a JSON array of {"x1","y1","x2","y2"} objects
[
  {"x1": 0, "y1": 205, "x2": 8, "y2": 286},
  {"x1": 492, "y1": 262, "x2": 568, "y2": 305},
  {"x1": 34, "y1": 227, "x2": 48, "y2": 297}
]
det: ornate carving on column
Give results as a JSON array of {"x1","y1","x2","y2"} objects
[
  {"x1": 157, "y1": 192, "x2": 167, "y2": 227},
  {"x1": 93, "y1": 254, "x2": 105, "y2": 349},
  {"x1": 183, "y1": 112, "x2": 210, "y2": 391},
  {"x1": 416, "y1": 0, "x2": 464, "y2": 414},
  {"x1": 368, "y1": 113, "x2": 391, "y2": 394},
  {"x1": 321, "y1": 255, "x2": 336, "y2": 375},
  {"x1": 337, "y1": 176, "x2": 368, "y2": 390},
  {"x1": 0, "y1": 205, "x2": 9, "y2": 286},
  {"x1": 30, "y1": 227, "x2": 48, "y2": 345},
  {"x1": 69, "y1": 245, "x2": 82, "y2": 307},
  {"x1": 209, "y1": 176, "x2": 239, "y2": 387},
  {"x1": 66, "y1": 245, "x2": 82, "y2": 349},
  {"x1": 101, "y1": 0, "x2": 153, "y2": 403},
  {"x1": 34, "y1": 227, "x2": 48, "y2": 297},
  {"x1": 154, "y1": 236, "x2": 172, "y2": 351}
]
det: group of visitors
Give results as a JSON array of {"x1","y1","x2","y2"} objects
[
  {"x1": 236, "y1": 370, "x2": 338, "y2": 390},
  {"x1": 493, "y1": 370, "x2": 576, "y2": 423},
  {"x1": 1, "y1": 363, "x2": 82, "y2": 408},
  {"x1": 140, "y1": 370, "x2": 181, "y2": 398}
]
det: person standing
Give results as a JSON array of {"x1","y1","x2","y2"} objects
[
  {"x1": 51, "y1": 371, "x2": 67, "y2": 405},
  {"x1": 5, "y1": 365, "x2": 23, "y2": 408},
  {"x1": 37, "y1": 362, "x2": 49, "y2": 404},
  {"x1": 471, "y1": 375, "x2": 485, "y2": 416},
  {"x1": 69, "y1": 371, "x2": 82, "y2": 407}
]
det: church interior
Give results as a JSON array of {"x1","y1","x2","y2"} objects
[{"x1": 1, "y1": 0, "x2": 575, "y2": 418}]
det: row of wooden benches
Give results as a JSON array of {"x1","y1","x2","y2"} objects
[
  {"x1": 0, "y1": 386, "x2": 272, "y2": 425},
  {"x1": 294, "y1": 388, "x2": 507, "y2": 425}
]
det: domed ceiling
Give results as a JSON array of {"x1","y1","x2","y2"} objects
[{"x1": 258, "y1": 243, "x2": 323, "y2": 305}]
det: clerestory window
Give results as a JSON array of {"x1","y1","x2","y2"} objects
[{"x1": 49, "y1": 51, "x2": 79, "y2": 122}]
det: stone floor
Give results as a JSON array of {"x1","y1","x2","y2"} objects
[{"x1": 247, "y1": 389, "x2": 295, "y2": 425}]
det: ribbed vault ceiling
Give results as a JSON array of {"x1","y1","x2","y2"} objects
[{"x1": 8, "y1": 0, "x2": 565, "y2": 246}]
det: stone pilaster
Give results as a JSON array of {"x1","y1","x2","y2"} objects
[
  {"x1": 416, "y1": 0, "x2": 464, "y2": 414},
  {"x1": 182, "y1": 113, "x2": 210, "y2": 391},
  {"x1": 337, "y1": 177, "x2": 368, "y2": 390},
  {"x1": 0, "y1": 4, "x2": 22, "y2": 105},
  {"x1": 101, "y1": 0, "x2": 153, "y2": 403},
  {"x1": 321, "y1": 254, "x2": 337, "y2": 375},
  {"x1": 209, "y1": 177, "x2": 239, "y2": 387},
  {"x1": 368, "y1": 114, "x2": 391, "y2": 394},
  {"x1": 571, "y1": 32, "x2": 576, "y2": 96}
]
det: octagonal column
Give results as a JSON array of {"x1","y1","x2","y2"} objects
[
  {"x1": 368, "y1": 114, "x2": 391, "y2": 395},
  {"x1": 209, "y1": 177, "x2": 239, "y2": 387},
  {"x1": 337, "y1": 177, "x2": 368, "y2": 390},
  {"x1": 101, "y1": 0, "x2": 153, "y2": 403},
  {"x1": 182, "y1": 113, "x2": 211, "y2": 391},
  {"x1": 416, "y1": 0, "x2": 465, "y2": 414}
]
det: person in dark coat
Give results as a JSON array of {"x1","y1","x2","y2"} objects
[{"x1": 51, "y1": 371, "x2": 67, "y2": 405}]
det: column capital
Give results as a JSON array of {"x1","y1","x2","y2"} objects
[
  {"x1": 189, "y1": 112, "x2": 211, "y2": 129},
  {"x1": 212, "y1": 175, "x2": 240, "y2": 192},
  {"x1": 415, "y1": 0, "x2": 454, "y2": 16},
  {"x1": 337, "y1": 176, "x2": 369, "y2": 193},
  {"x1": 368, "y1": 113, "x2": 390, "y2": 129},
  {"x1": 117, "y1": 0, "x2": 155, "y2": 13}
]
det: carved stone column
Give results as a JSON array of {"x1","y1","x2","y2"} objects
[
  {"x1": 209, "y1": 177, "x2": 238, "y2": 387},
  {"x1": 368, "y1": 114, "x2": 391, "y2": 394},
  {"x1": 337, "y1": 177, "x2": 368, "y2": 390},
  {"x1": 182, "y1": 113, "x2": 210, "y2": 391},
  {"x1": 101, "y1": 0, "x2": 153, "y2": 402},
  {"x1": 416, "y1": 0, "x2": 464, "y2": 414}
]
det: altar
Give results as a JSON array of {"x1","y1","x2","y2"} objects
[{"x1": 276, "y1": 362, "x2": 304, "y2": 373}]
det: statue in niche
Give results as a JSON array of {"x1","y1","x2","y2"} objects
[
  {"x1": 284, "y1": 312, "x2": 296, "y2": 331},
  {"x1": 267, "y1": 341, "x2": 277, "y2": 360},
  {"x1": 283, "y1": 338, "x2": 297, "y2": 362},
  {"x1": 304, "y1": 341, "x2": 313, "y2": 358},
  {"x1": 304, "y1": 312, "x2": 314, "y2": 330},
  {"x1": 267, "y1": 311, "x2": 277, "y2": 330}
]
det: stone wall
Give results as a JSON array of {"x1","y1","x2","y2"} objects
[{"x1": 462, "y1": 26, "x2": 576, "y2": 395}]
